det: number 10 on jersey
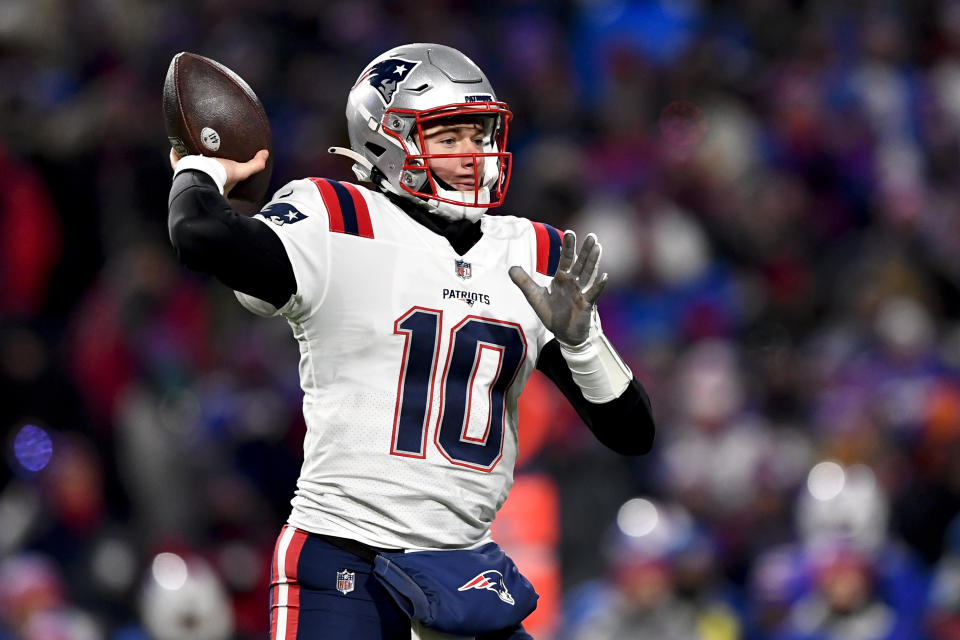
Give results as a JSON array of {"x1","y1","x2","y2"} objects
[{"x1": 391, "y1": 307, "x2": 527, "y2": 472}]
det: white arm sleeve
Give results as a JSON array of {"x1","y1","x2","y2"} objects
[
  {"x1": 173, "y1": 155, "x2": 227, "y2": 195},
  {"x1": 557, "y1": 309, "x2": 633, "y2": 403}
]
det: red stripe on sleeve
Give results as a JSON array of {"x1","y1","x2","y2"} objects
[
  {"x1": 309, "y1": 178, "x2": 345, "y2": 234},
  {"x1": 340, "y1": 182, "x2": 374, "y2": 239},
  {"x1": 531, "y1": 221, "x2": 551, "y2": 275}
]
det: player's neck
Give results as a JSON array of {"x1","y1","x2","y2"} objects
[{"x1": 386, "y1": 192, "x2": 482, "y2": 256}]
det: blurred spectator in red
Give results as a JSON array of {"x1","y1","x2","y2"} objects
[
  {"x1": 66, "y1": 242, "x2": 212, "y2": 424},
  {"x1": 0, "y1": 143, "x2": 62, "y2": 316}
]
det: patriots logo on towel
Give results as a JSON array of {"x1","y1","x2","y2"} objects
[
  {"x1": 336, "y1": 569, "x2": 355, "y2": 595},
  {"x1": 457, "y1": 570, "x2": 515, "y2": 605},
  {"x1": 261, "y1": 202, "x2": 307, "y2": 226},
  {"x1": 355, "y1": 57, "x2": 421, "y2": 105}
]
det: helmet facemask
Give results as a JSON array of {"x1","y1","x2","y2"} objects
[{"x1": 381, "y1": 103, "x2": 512, "y2": 221}]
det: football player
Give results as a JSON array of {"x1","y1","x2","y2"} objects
[{"x1": 167, "y1": 43, "x2": 654, "y2": 640}]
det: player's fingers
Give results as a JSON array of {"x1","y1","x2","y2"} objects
[
  {"x1": 508, "y1": 266, "x2": 544, "y2": 304},
  {"x1": 583, "y1": 272, "x2": 608, "y2": 304},
  {"x1": 246, "y1": 149, "x2": 270, "y2": 172},
  {"x1": 580, "y1": 242, "x2": 603, "y2": 289},
  {"x1": 234, "y1": 149, "x2": 270, "y2": 180},
  {"x1": 570, "y1": 233, "x2": 597, "y2": 279},
  {"x1": 556, "y1": 231, "x2": 577, "y2": 273}
]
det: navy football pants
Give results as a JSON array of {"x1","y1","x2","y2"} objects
[{"x1": 270, "y1": 525, "x2": 532, "y2": 639}]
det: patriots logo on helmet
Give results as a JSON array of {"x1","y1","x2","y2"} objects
[
  {"x1": 355, "y1": 57, "x2": 421, "y2": 105},
  {"x1": 457, "y1": 570, "x2": 515, "y2": 605}
]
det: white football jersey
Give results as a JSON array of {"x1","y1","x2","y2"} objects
[{"x1": 235, "y1": 178, "x2": 564, "y2": 550}]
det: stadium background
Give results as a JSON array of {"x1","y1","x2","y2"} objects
[{"x1": 2, "y1": 0, "x2": 960, "y2": 638}]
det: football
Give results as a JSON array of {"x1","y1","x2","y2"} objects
[{"x1": 163, "y1": 52, "x2": 274, "y2": 202}]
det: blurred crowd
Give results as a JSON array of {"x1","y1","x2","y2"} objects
[{"x1": 3, "y1": 0, "x2": 960, "y2": 638}]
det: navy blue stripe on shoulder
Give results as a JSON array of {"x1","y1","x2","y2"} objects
[
  {"x1": 545, "y1": 224, "x2": 563, "y2": 276},
  {"x1": 322, "y1": 179, "x2": 359, "y2": 236}
]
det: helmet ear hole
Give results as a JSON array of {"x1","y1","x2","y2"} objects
[{"x1": 365, "y1": 142, "x2": 386, "y2": 157}]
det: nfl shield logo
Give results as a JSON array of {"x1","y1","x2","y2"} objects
[
  {"x1": 455, "y1": 259, "x2": 472, "y2": 280},
  {"x1": 336, "y1": 569, "x2": 355, "y2": 595}
]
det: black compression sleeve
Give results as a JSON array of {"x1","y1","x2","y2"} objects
[
  {"x1": 167, "y1": 170, "x2": 296, "y2": 309},
  {"x1": 536, "y1": 339, "x2": 655, "y2": 455}
]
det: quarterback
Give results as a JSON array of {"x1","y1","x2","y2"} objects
[{"x1": 167, "y1": 44, "x2": 654, "y2": 640}]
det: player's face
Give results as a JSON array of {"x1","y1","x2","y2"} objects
[{"x1": 421, "y1": 119, "x2": 486, "y2": 191}]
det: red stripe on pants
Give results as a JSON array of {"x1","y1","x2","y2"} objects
[{"x1": 271, "y1": 525, "x2": 309, "y2": 640}]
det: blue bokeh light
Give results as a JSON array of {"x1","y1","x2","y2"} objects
[{"x1": 13, "y1": 425, "x2": 54, "y2": 472}]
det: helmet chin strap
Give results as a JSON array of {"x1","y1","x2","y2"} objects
[{"x1": 426, "y1": 180, "x2": 489, "y2": 223}]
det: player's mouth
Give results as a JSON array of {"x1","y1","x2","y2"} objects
[{"x1": 448, "y1": 178, "x2": 478, "y2": 190}]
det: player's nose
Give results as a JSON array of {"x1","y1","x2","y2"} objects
[
  {"x1": 458, "y1": 138, "x2": 483, "y2": 158},
  {"x1": 458, "y1": 143, "x2": 480, "y2": 166}
]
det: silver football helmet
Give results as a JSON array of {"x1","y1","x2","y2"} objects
[{"x1": 330, "y1": 43, "x2": 512, "y2": 222}]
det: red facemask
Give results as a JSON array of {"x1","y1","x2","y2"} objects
[{"x1": 381, "y1": 101, "x2": 513, "y2": 209}]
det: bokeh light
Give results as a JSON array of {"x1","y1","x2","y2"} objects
[
  {"x1": 151, "y1": 553, "x2": 188, "y2": 591},
  {"x1": 616, "y1": 498, "x2": 659, "y2": 538},
  {"x1": 13, "y1": 424, "x2": 54, "y2": 473},
  {"x1": 807, "y1": 461, "x2": 846, "y2": 502}
]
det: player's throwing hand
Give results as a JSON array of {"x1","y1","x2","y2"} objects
[
  {"x1": 509, "y1": 231, "x2": 608, "y2": 346},
  {"x1": 169, "y1": 147, "x2": 269, "y2": 196}
]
